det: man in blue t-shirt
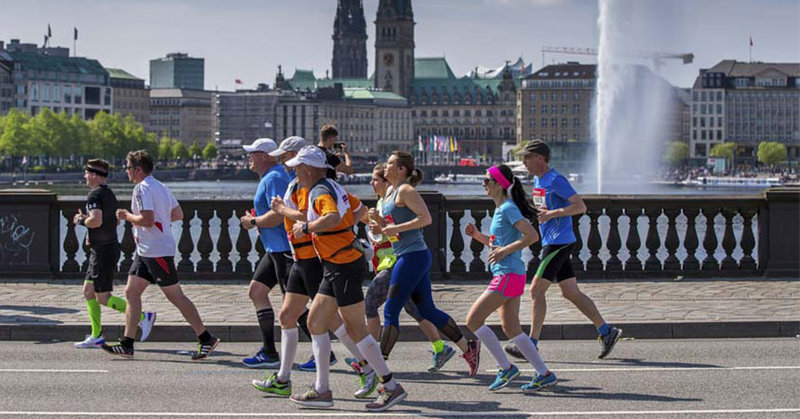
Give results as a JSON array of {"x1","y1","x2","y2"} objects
[
  {"x1": 239, "y1": 138, "x2": 295, "y2": 368},
  {"x1": 506, "y1": 139, "x2": 622, "y2": 360}
]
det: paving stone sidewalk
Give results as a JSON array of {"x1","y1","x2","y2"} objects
[{"x1": 1, "y1": 278, "x2": 797, "y2": 341}]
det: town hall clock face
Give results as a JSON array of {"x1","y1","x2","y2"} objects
[{"x1": 383, "y1": 53, "x2": 394, "y2": 65}]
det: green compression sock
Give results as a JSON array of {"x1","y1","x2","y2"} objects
[
  {"x1": 431, "y1": 339, "x2": 445, "y2": 354},
  {"x1": 86, "y1": 299, "x2": 102, "y2": 338},
  {"x1": 104, "y1": 295, "x2": 144, "y2": 320}
]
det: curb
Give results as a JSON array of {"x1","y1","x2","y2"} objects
[{"x1": 2, "y1": 321, "x2": 798, "y2": 342}]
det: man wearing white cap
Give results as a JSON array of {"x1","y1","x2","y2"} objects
[
  {"x1": 239, "y1": 138, "x2": 295, "y2": 368},
  {"x1": 284, "y1": 146, "x2": 406, "y2": 412}
]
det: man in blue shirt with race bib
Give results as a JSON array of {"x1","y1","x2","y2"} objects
[{"x1": 506, "y1": 139, "x2": 622, "y2": 360}]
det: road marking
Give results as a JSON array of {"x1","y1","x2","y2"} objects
[
  {"x1": 0, "y1": 369, "x2": 108, "y2": 373},
  {"x1": 1, "y1": 408, "x2": 799, "y2": 417},
  {"x1": 501, "y1": 365, "x2": 800, "y2": 373}
]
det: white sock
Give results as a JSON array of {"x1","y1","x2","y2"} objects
[
  {"x1": 475, "y1": 324, "x2": 511, "y2": 370},
  {"x1": 356, "y1": 335, "x2": 396, "y2": 391},
  {"x1": 333, "y1": 323, "x2": 372, "y2": 374},
  {"x1": 311, "y1": 332, "x2": 331, "y2": 393},
  {"x1": 277, "y1": 328, "x2": 298, "y2": 382},
  {"x1": 512, "y1": 333, "x2": 549, "y2": 375}
]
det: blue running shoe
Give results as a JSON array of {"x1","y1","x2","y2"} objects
[
  {"x1": 521, "y1": 372, "x2": 557, "y2": 393},
  {"x1": 489, "y1": 364, "x2": 520, "y2": 391},
  {"x1": 298, "y1": 352, "x2": 338, "y2": 372},
  {"x1": 427, "y1": 344, "x2": 456, "y2": 372},
  {"x1": 242, "y1": 348, "x2": 280, "y2": 368}
]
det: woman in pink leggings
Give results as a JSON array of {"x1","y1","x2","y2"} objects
[{"x1": 464, "y1": 164, "x2": 557, "y2": 393}]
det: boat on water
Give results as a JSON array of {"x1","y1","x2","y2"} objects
[
  {"x1": 681, "y1": 176, "x2": 783, "y2": 188},
  {"x1": 433, "y1": 173, "x2": 487, "y2": 184}
]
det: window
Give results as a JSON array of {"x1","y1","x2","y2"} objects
[
  {"x1": 717, "y1": 92, "x2": 722, "y2": 101},
  {"x1": 701, "y1": 130, "x2": 707, "y2": 140},
  {"x1": 541, "y1": 118, "x2": 547, "y2": 128},
  {"x1": 701, "y1": 104, "x2": 707, "y2": 115},
  {"x1": 692, "y1": 104, "x2": 697, "y2": 115},
  {"x1": 701, "y1": 91, "x2": 707, "y2": 101},
  {"x1": 573, "y1": 91, "x2": 579, "y2": 101},
  {"x1": 717, "y1": 130, "x2": 722, "y2": 140},
  {"x1": 716, "y1": 104, "x2": 722, "y2": 114},
  {"x1": 693, "y1": 91, "x2": 698, "y2": 101},
  {"x1": 701, "y1": 117, "x2": 706, "y2": 128},
  {"x1": 74, "y1": 86, "x2": 82, "y2": 104},
  {"x1": 541, "y1": 105, "x2": 547, "y2": 114},
  {"x1": 694, "y1": 143, "x2": 706, "y2": 157}
]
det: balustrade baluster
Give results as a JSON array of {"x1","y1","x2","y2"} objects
[
  {"x1": 62, "y1": 208, "x2": 80, "y2": 272},
  {"x1": 81, "y1": 230, "x2": 90, "y2": 272},
  {"x1": 682, "y1": 208, "x2": 700, "y2": 271},
  {"x1": 255, "y1": 234, "x2": 265, "y2": 258},
  {"x1": 235, "y1": 209, "x2": 253, "y2": 274},
  {"x1": 119, "y1": 221, "x2": 135, "y2": 274},
  {"x1": 469, "y1": 210, "x2": 486, "y2": 273},
  {"x1": 195, "y1": 209, "x2": 214, "y2": 272},
  {"x1": 739, "y1": 208, "x2": 757, "y2": 271},
  {"x1": 449, "y1": 210, "x2": 466, "y2": 273},
  {"x1": 663, "y1": 208, "x2": 681, "y2": 271},
  {"x1": 624, "y1": 207, "x2": 643, "y2": 273},
  {"x1": 644, "y1": 208, "x2": 663, "y2": 272},
  {"x1": 177, "y1": 208, "x2": 195, "y2": 273},
  {"x1": 605, "y1": 207, "x2": 623, "y2": 275},
  {"x1": 527, "y1": 217, "x2": 542, "y2": 277},
  {"x1": 720, "y1": 209, "x2": 738, "y2": 270},
  {"x1": 585, "y1": 208, "x2": 603, "y2": 273},
  {"x1": 570, "y1": 214, "x2": 584, "y2": 273},
  {"x1": 215, "y1": 208, "x2": 233, "y2": 273},
  {"x1": 701, "y1": 207, "x2": 720, "y2": 271}
]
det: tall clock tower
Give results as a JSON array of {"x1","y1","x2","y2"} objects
[{"x1": 374, "y1": 0, "x2": 414, "y2": 98}]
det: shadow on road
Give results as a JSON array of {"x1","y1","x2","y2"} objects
[
  {"x1": 0, "y1": 304, "x2": 78, "y2": 324},
  {"x1": 550, "y1": 357, "x2": 722, "y2": 369},
  {"x1": 528, "y1": 384, "x2": 703, "y2": 402}
]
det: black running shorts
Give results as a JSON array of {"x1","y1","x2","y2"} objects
[
  {"x1": 285, "y1": 257, "x2": 323, "y2": 298},
  {"x1": 129, "y1": 254, "x2": 179, "y2": 287},
  {"x1": 253, "y1": 251, "x2": 293, "y2": 293},
  {"x1": 536, "y1": 243, "x2": 576, "y2": 283},
  {"x1": 85, "y1": 243, "x2": 120, "y2": 293},
  {"x1": 318, "y1": 257, "x2": 367, "y2": 307}
]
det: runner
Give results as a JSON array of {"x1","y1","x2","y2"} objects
[
  {"x1": 101, "y1": 150, "x2": 219, "y2": 360},
  {"x1": 316, "y1": 124, "x2": 353, "y2": 180},
  {"x1": 284, "y1": 146, "x2": 405, "y2": 412},
  {"x1": 73, "y1": 158, "x2": 155, "y2": 348},
  {"x1": 506, "y1": 139, "x2": 621, "y2": 360},
  {"x1": 362, "y1": 163, "x2": 455, "y2": 373},
  {"x1": 370, "y1": 151, "x2": 480, "y2": 375},
  {"x1": 464, "y1": 164, "x2": 557, "y2": 392},
  {"x1": 238, "y1": 138, "x2": 309, "y2": 368}
]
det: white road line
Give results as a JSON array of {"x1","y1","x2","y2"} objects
[
  {"x1": 1, "y1": 408, "x2": 799, "y2": 417},
  {"x1": 0, "y1": 369, "x2": 108, "y2": 373},
  {"x1": 501, "y1": 365, "x2": 800, "y2": 373}
]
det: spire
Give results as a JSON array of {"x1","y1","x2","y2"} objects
[
  {"x1": 332, "y1": 0, "x2": 368, "y2": 79},
  {"x1": 377, "y1": 0, "x2": 413, "y2": 20}
]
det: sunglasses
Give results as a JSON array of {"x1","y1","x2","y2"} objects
[{"x1": 482, "y1": 177, "x2": 496, "y2": 185}]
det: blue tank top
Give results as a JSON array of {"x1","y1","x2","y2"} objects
[{"x1": 380, "y1": 186, "x2": 427, "y2": 256}]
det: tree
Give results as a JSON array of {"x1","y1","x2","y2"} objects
[
  {"x1": 171, "y1": 141, "x2": 189, "y2": 161},
  {"x1": 202, "y1": 141, "x2": 218, "y2": 160},
  {"x1": 757, "y1": 141, "x2": 787, "y2": 167},
  {"x1": 709, "y1": 142, "x2": 736, "y2": 161},
  {"x1": 0, "y1": 109, "x2": 33, "y2": 157},
  {"x1": 157, "y1": 137, "x2": 174, "y2": 160},
  {"x1": 188, "y1": 141, "x2": 203, "y2": 159},
  {"x1": 664, "y1": 141, "x2": 689, "y2": 165}
]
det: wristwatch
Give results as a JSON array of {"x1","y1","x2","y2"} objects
[
  {"x1": 302, "y1": 222, "x2": 309, "y2": 234},
  {"x1": 249, "y1": 218, "x2": 257, "y2": 226}
]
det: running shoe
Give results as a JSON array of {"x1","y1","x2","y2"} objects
[
  {"x1": 365, "y1": 384, "x2": 407, "y2": 412},
  {"x1": 427, "y1": 344, "x2": 456, "y2": 372},
  {"x1": 191, "y1": 336, "x2": 221, "y2": 361},
  {"x1": 297, "y1": 351, "x2": 338, "y2": 372},
  {"x1": 521, "y1": 372, "x2": 557, "y2": 392},
  {"x1": 598, "y1": 327, "x2": 622, "y2": 359},
  {"x1": 345, "y1": 357, "x2": 360, "y2": 372},
  {"x1": 489, "y1": 364, "x2": 520, "y2": 391},
  {"x1": 100, "y1": 340, "x2": 134, "y2": 358},
  {"x1": 242, "y1": 348, "x2": 280, "y2": 368},
  {"x1": 289, "y1": 385, "x2": 333, "y2": 408},
  {"x1": 354, "y1": 370, "x2": 378, "y2": 399},
  {"x1": 74, "y1": 335, "x2": 105, "y2": 348},
  {"x1": 251, "y1": 373, "x2": 291, "y2": 397},
  {"x1": 461, "y1": 339, "x2": 481, "y2": 376},
  {"x1": 138, "y1": 311, "x2": 156, "y2": 342}
]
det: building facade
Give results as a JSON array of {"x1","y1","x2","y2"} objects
[
  {"x1": 0, "y1": 39, "x2": 112, "y2": 119},
  {"x1": 0, "y1": 59, "x2": 12, "y2": 114},
  {"x1": 690, "y1": 60, "x2": 800, "y2": 160},
  {"x1": 148, "y1": 88, "x2": 213, "y2": 145},
  {"x1": 150, "y1": 53, "x2": 204, "y2": 90},
  {"x1": 374, "y1": 0, "x2": 415, "y2": 97},
  {"x1": 213, "y1": 86, "x2": 280, "y2": 144},
  {"x1": 107, "y1": 68, "x2": 149, "y2": 127},
  {"x1": 332, "y1": 0, "x2": 368, "y2": 79}
]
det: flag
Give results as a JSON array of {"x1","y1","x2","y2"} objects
[
  {"x1": 418, "y1": 136, "x2": 423, "y2": 152},
  {"x1": 449, "y1": 136, "x2": 454, "y2": 153},
  {"x1": 47, "y1": 24, "x2": 52, "y2": 38},
  {"x1": 749, "y1": 36, "x2": 753, "y2": 46},
  {"x1": 74, "y1": 27, "x2": 78, "y2": 41},
  {"x1": 43, "y1": 34, "x2": 47, "y2": 47},
  {"x1": 235, "y1": 79, "x2": 243, "y2": 85}
]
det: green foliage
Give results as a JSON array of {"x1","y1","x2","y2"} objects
[
  {"x1": 157, "y1": 137, "x2": 174, "y2": 160},
  {"x1": 0, "y1": 109, "x2": 157, "y2": 161},
  {"x1": 188, "y1": 141, "x2": 203, "y2": 159},
  {"x1": 709, "y1": 142, "x2": 736, "y2": 162},
  {"x1": 757, "y1": 141, "x2": 787, "y2": 167},
  {"x1": 664, "y1": 141, "x2": 689, "y2": 165},
  {"x1": 172, "y1": 141, "x2": 189, "y2": 160},
  {"x1": 202, "y1": 141, "x2": 218, "y2": 160}
]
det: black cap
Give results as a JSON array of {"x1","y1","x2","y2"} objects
[{"x1": 516, "y1": 139, "x2": 550, "y2": 158}]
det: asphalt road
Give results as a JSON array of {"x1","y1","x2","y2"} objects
[{"x1": 1, "y1": 338, "x2": 799, "y2": 418}]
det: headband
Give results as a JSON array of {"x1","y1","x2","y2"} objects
[
  {"x1": 487, "y1": 166, "x2": 512, "y2": 189},
  {"x1": 85, "y1": 166, "x2": 108, "y2": 177}
]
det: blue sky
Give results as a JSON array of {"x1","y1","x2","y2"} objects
[{"x1": 2, "y1": 0, "x2": 798, "y2": 91}]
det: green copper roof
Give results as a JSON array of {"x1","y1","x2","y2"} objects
[
  {"x1": 286, "y1": 67, "x2": 374, "y2": 91},
  {"x1": 414, "y1": 57, "x2": 456, "y2": 79},
  {"x1": 8, "y1": 52, "x2": 108, "y2": 77},
  {"x1": 343, "y1": 88, "x2": 406, "y2": 101},
  {"x1": 106, "y1": 68, "x2": 143, "y2": 80}
]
